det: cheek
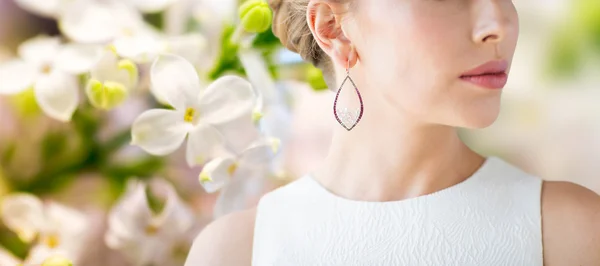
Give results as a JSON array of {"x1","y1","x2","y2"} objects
[{"x1": 356, "y1": 4, "x2": 467, "y2": 115}]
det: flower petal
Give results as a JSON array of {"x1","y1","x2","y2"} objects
[
  {"x1": 150, "y1": 54, "x2": 201, "y2": 110},
  {"x1": 34, "y1": 71, "x2": 79, "y2": 122},
  {"x1": 90, "y1": 50, "x2": 118, "y2": 80},
  {"x1": 131, "y1": 109, "x2": 191, "y2": 155},
  {"x1": 106, "y1": 179, "x2": 183, "y2": 265},
  {"x1": 199, "y1": 75, "x2": 256, "y2": 124},
  {"x1": 198, "y1": 157, "x2": 236, "y2": 193},
  {"x1": 106, "y1": 179, "x2": 152, "y2": 249},
  {"x1": 24, "y1": 245, "x2": 69, "y2": 266},
  {"x1": 163, "y1": 33, "x2": 207, "y2": 66},
  {"x1": 0, "y1": 59, "x2": 37, "y2": 94},
  {"x1": 148, "y1": 179, "x2": 195, "y2": 237},
  {"x1": 210, "y1": 111, "x2": 262, "y2": 155},
  {"x1": 129, "y1": 0, "x2": 177, "y2": 13},
  {"x1": 1, "y1": 193, "x2": 45, "y2": 243},
  {"x1": 91, "y1": 51, "x2": 139, "y2": 89},
  {"x1": 239, "y1": 137, "x2": 280, "y2": 166},
  {"x1": 113, "y1": 34, "x2": 165, "y2": 63},
  {"x1": 213, "y1": 166, "x2": 267, "y2": 219},
  {"x1": 0, "y1": 247, "x2": 21, "y2": 265},
  {"x1": 53, "y1": 43, "x2": 103, "y2": 74},
  {"x1": 238, "y1": 49, "x2": 274, "y2": 108},
  {"x1": 18, "y1": 35, "x2": 61, "y2": 67},
  {"x1": 185, "y1": 124, "x2": 224, "y2": 167},
  {"x1": 14, "y1": 0, "x2": 64, "y2": 18},
  {"x1": 43, "y1": 202, "x2": 89, "y2": 261},
  {"x1": 59, "y1": 0, "x2": 141, "y2": 43}
]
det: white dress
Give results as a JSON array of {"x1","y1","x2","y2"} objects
[{"x1": 251, "y1": 156, "x2": 544, "y2": 266}]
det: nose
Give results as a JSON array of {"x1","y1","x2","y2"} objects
[{"x1": 472, "y1": 1, "x2": 509, "y2": 44}]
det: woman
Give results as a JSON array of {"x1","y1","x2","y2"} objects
[{"x1": 186, "y1": 0, "x2": 600, "y2": 265}]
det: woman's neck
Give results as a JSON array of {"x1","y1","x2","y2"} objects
[{"x1": 312, "y1": 102, "x2": 486, "y2": 202}]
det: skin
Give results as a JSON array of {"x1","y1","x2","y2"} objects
[{"x1": 186, "y1": 0, "x2": 600, "y2": 265}]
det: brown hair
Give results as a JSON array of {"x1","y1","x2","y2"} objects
[{"x1": 268, "y1": 0, "x2": 350, "y2": 89}]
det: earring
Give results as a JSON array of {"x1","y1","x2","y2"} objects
[{"x1": 333, "y1": 59, "x2": 364, "y2": 131}]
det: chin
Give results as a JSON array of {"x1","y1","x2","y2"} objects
[{"x1": 460, "y1": 109, "x2": 501, "y2": 129}]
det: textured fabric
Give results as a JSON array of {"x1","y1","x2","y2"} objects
[{"x1": 252, "y1": 157, "x2": 544, "y2": 266}]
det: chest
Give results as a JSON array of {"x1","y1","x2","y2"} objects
[{"x1": 253, "y1": 207, "x2": 543, "y2": 266}]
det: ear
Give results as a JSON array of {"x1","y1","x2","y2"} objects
[{"x1": 306, "y1": 1, "x2": 358, "y2": 69}]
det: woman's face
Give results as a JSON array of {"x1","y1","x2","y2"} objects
[{"x1": 345, "y1": 0, "x2": 519, "y2": 128}]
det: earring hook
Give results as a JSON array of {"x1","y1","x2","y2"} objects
[{"x1": 346, "y1": 57, "x2": 350, "y2": 76}]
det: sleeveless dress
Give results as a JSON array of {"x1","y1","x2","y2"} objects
[{"x1": 251, "y1": 156, "x2": 544, "y2": 266}]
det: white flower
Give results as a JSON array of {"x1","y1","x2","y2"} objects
[
  {"x1": 112, "y1": 34, "x2": 167, "y2": 64},
  {"x1": 0, "y1": 35, "x2": 102, "y2": 121},
  {"x1": 85, "y1": 49, "x2": 138, "y2": 110},
  {"x1": 132, "y1": 54, "x2": 259, "y2": 166},
  {"x1": 0, "y1": 193, "x2": 89, "y2": 265},
  {"x1": 16, "y1": 0, "x2": 179, "y2": 20},
  {"x1": 127, "y1": 0, "x2": 179, "y2": 13},
  {"x1": 105, "y1": 178, "x2": 195, "y2": 266},
  {"x1": 198, "y1": 137, "x2": 280, "y2": 218},
  {"x1": 113, "y1": 33, "x2": 207, "y2": 64},
  {"x1": 59, "y1": 0, "x2": 148, "y2": 44},
  {"x1": 0, "y1": 246, "x2": 74, "y2": 266},
  {"x1": 239, "y1": 48, "x2": 296, "y2": 177},
  {"x1": 0, "y1": 247, "x2": 21, "y2": 266},
  {"x1": 193, "y1": 0, "x2": 238, "y2": 26},
  {"x1": 13, "y1": 0, "x2": 71, "y2": 18}
]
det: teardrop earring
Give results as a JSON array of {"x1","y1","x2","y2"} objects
[{"x1": 333, "y1": 59, "x2": 364, "y2": 131}]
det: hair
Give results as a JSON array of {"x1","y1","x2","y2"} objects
[{"x1": 268, "y1": 0, "x2": 350, "y2": 89}]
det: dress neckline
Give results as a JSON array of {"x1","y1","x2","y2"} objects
[{"x1": 303, "y1": 156, "x2": 497, "y2": 206}]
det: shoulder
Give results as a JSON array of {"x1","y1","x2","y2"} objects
[
  {"x1": 184, "y1": 208, "x2": 257, "y2": 266},
  {"x1": 541, "y1": 180, "x2": 600, "y2": 265}
]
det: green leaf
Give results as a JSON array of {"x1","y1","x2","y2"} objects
[{"x1": 143, "y1": 12, "x2": 164, "y2": 30}]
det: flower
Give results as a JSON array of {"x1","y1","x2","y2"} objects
[
  {"x1": 0, "y1": 35, "x2": 102, "y2": 121},
  {"x1": 0, "y1": 247, "x2": 74, "y2": 266},
  {"x1": 105, "y1": 178, "x2": 196, "y2": 266},
  {"x1": 0, "y1": 193, "x2": 89, "y2": 265},
  {"x1": 0, "y1": 247, "x2": 21, "y2": 266},
  {"x1": 59, "y1": 0, "x2": 150, "y2": 44},
  {"x1": 41, "y1": 255, "x2": 74, "y2": 266},
  {"x1": 85, "y1": 49, "x2": 138, "y2": 110},
  {"x1": 113, "y1": 33, "x2": 208, "y2": 64},
  {"x1": 126, "y1": 0, "x2": 179, "y2": 13},
  {"x1": 131, "y1": 54, "x2": 259, "y2": 166},
  {"x1": 16, "y1": 0, "x2": 179, "y2": 19},
  {"x1": 239, "y1": 0, "x2": 273, "y2": 33},
  {"x1": 198, "y1": 136, "x2": 280, "y2": 218},
  {"x1": 13, "y1": 0, "x2": 71, "y2": 18}
]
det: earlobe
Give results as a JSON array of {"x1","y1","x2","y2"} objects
[{"x1": 307, "y1": 1, "x2": 358, "y2": 69}]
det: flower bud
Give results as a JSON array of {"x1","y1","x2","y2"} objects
[
  {"x1": 41, "y1": 255, "x2": 73, "y2": 266},
  {"x1": 239, "y1": 0, "x2": 273, "y2": 33},
  {"x1": 86, "y1": 79, "x2": 128, "y2": 110}
]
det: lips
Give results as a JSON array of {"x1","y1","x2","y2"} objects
[{"x1": 460, "y1": 60, "x2": 509, "y2": 89}]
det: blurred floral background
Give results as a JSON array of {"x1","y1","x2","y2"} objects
[{"x1": 0, "y1": 0, "x2": 598, "y2": 265}]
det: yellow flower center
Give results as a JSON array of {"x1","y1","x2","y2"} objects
[
  {"x1": 44, "y1": 234, "x2": 60, "y2": 249},
  {"x1": 41, "y1": 64, "x2": 52, "y2": 74},
  {"x1": 227, "y1": 163, "x2": 238, "y2": 176},
  {"x1": 145, "y1": 224, "x2": 160, "y2": 235},
  {"x1": 184, "y1": 108, "x2": 196, "y2": 123}
]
